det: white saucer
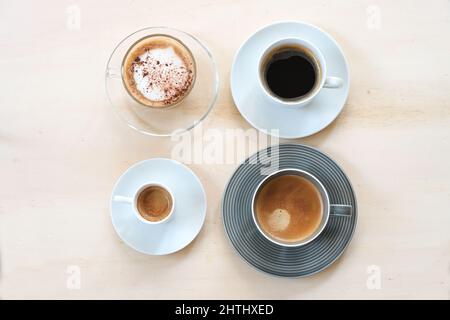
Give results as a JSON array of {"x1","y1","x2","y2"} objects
[
  {"x1": 110, "y1": 158, "x2": 207, "y2": 255},
  {"x1": 230, "y1": 21, "x2": 350, "y2": 139}
]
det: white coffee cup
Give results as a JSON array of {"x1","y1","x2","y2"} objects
[
  {"x1": 258, "y1": 38, "x2": 344, "y2": 108},
  {"x1": 251, "y1": 169, "x2": 352, "y2": 247},
  {"x1": 113, "y1": 182, "x2": 175, "y2": 225}
]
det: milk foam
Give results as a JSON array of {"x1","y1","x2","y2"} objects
[
  {"x1": 268, "y1": 208, "x2": 290, "y2": 231},
  {"x1": 132, "y1": 47, "x2": 191, "y2": 102}
]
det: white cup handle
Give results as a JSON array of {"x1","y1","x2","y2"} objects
[
  {"x1": 324, "y1": 76, "x2": 344, "y2": 89},
  {"x1": 113, "y1": 195, "x2": 133, "y2": 204}
]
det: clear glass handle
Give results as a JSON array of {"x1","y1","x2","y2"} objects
[{"x1": 106, "y1": 67, "x2": 121, "y2": 79}]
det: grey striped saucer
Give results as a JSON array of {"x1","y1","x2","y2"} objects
[{"x1": 222, "y1": 144, "x2": 357, "y2": 277}]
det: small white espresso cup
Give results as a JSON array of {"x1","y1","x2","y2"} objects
[
  {"x1": 258, "y1": 38, "x2": 343, "y2": 108},
  {"x1": 251, "y1": 169, "x2": 352, "y2": 247},
  {"x1": 113, "y1": 182, "x2": 175, "y2": 225}
]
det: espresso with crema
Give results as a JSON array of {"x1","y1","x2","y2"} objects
[
  {"x1": 137, "y1": 185, "x2": 173, "y2": 222},
  {"x1": 255, "y1": 175, "x2": 323, "y2": 242}
]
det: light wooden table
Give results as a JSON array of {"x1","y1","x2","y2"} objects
[{"x1": 0, "y1": 0, "x2": 449, "y2": 299}]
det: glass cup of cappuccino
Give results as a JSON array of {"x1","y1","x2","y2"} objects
[
  {"x1": 258, "y1": 38, "x2": 344, "y2": 108},
  {"x1": 121, "y1": 34, "x2": 197, "y2": 109},
  {"x1": 114, "y1": 183, "x2": 175, "y2": 225},
  {"x1": 252, "y1": 169, "x2": 352, "y2": 247}
]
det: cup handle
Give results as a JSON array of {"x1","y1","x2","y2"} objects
[
  {"x1": 113, "y1": 195, "x2": 133, "y2": 204},
  {"x1": 330, "y1": 204, "x2": 352, "y2": 217},
  {"x1": 106, "y1": 67, "x2": 121, "y2": 79},
  {"x1": 324, "y1": 76, "x2": 344, "y2": 89}
]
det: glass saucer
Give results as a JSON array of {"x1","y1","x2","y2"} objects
[{"x1": 105, "y1": 27, "x2": 219, "y2": 137}]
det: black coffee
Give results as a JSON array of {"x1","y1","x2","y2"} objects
[{"x1": 263, "y1": 47, "x2": 317, "y2": 99}]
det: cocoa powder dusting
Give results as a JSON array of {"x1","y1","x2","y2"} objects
[{"x1": 132, "y1": 48, "x2": 194, "y2": 105}]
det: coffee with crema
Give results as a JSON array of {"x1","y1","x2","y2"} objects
[
  {"x1": 137, "y1": 185, "x2": 173, "y2": 222},
  {"x1": 255, "y1": 175, "x2": 323, "y2": 243}
]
